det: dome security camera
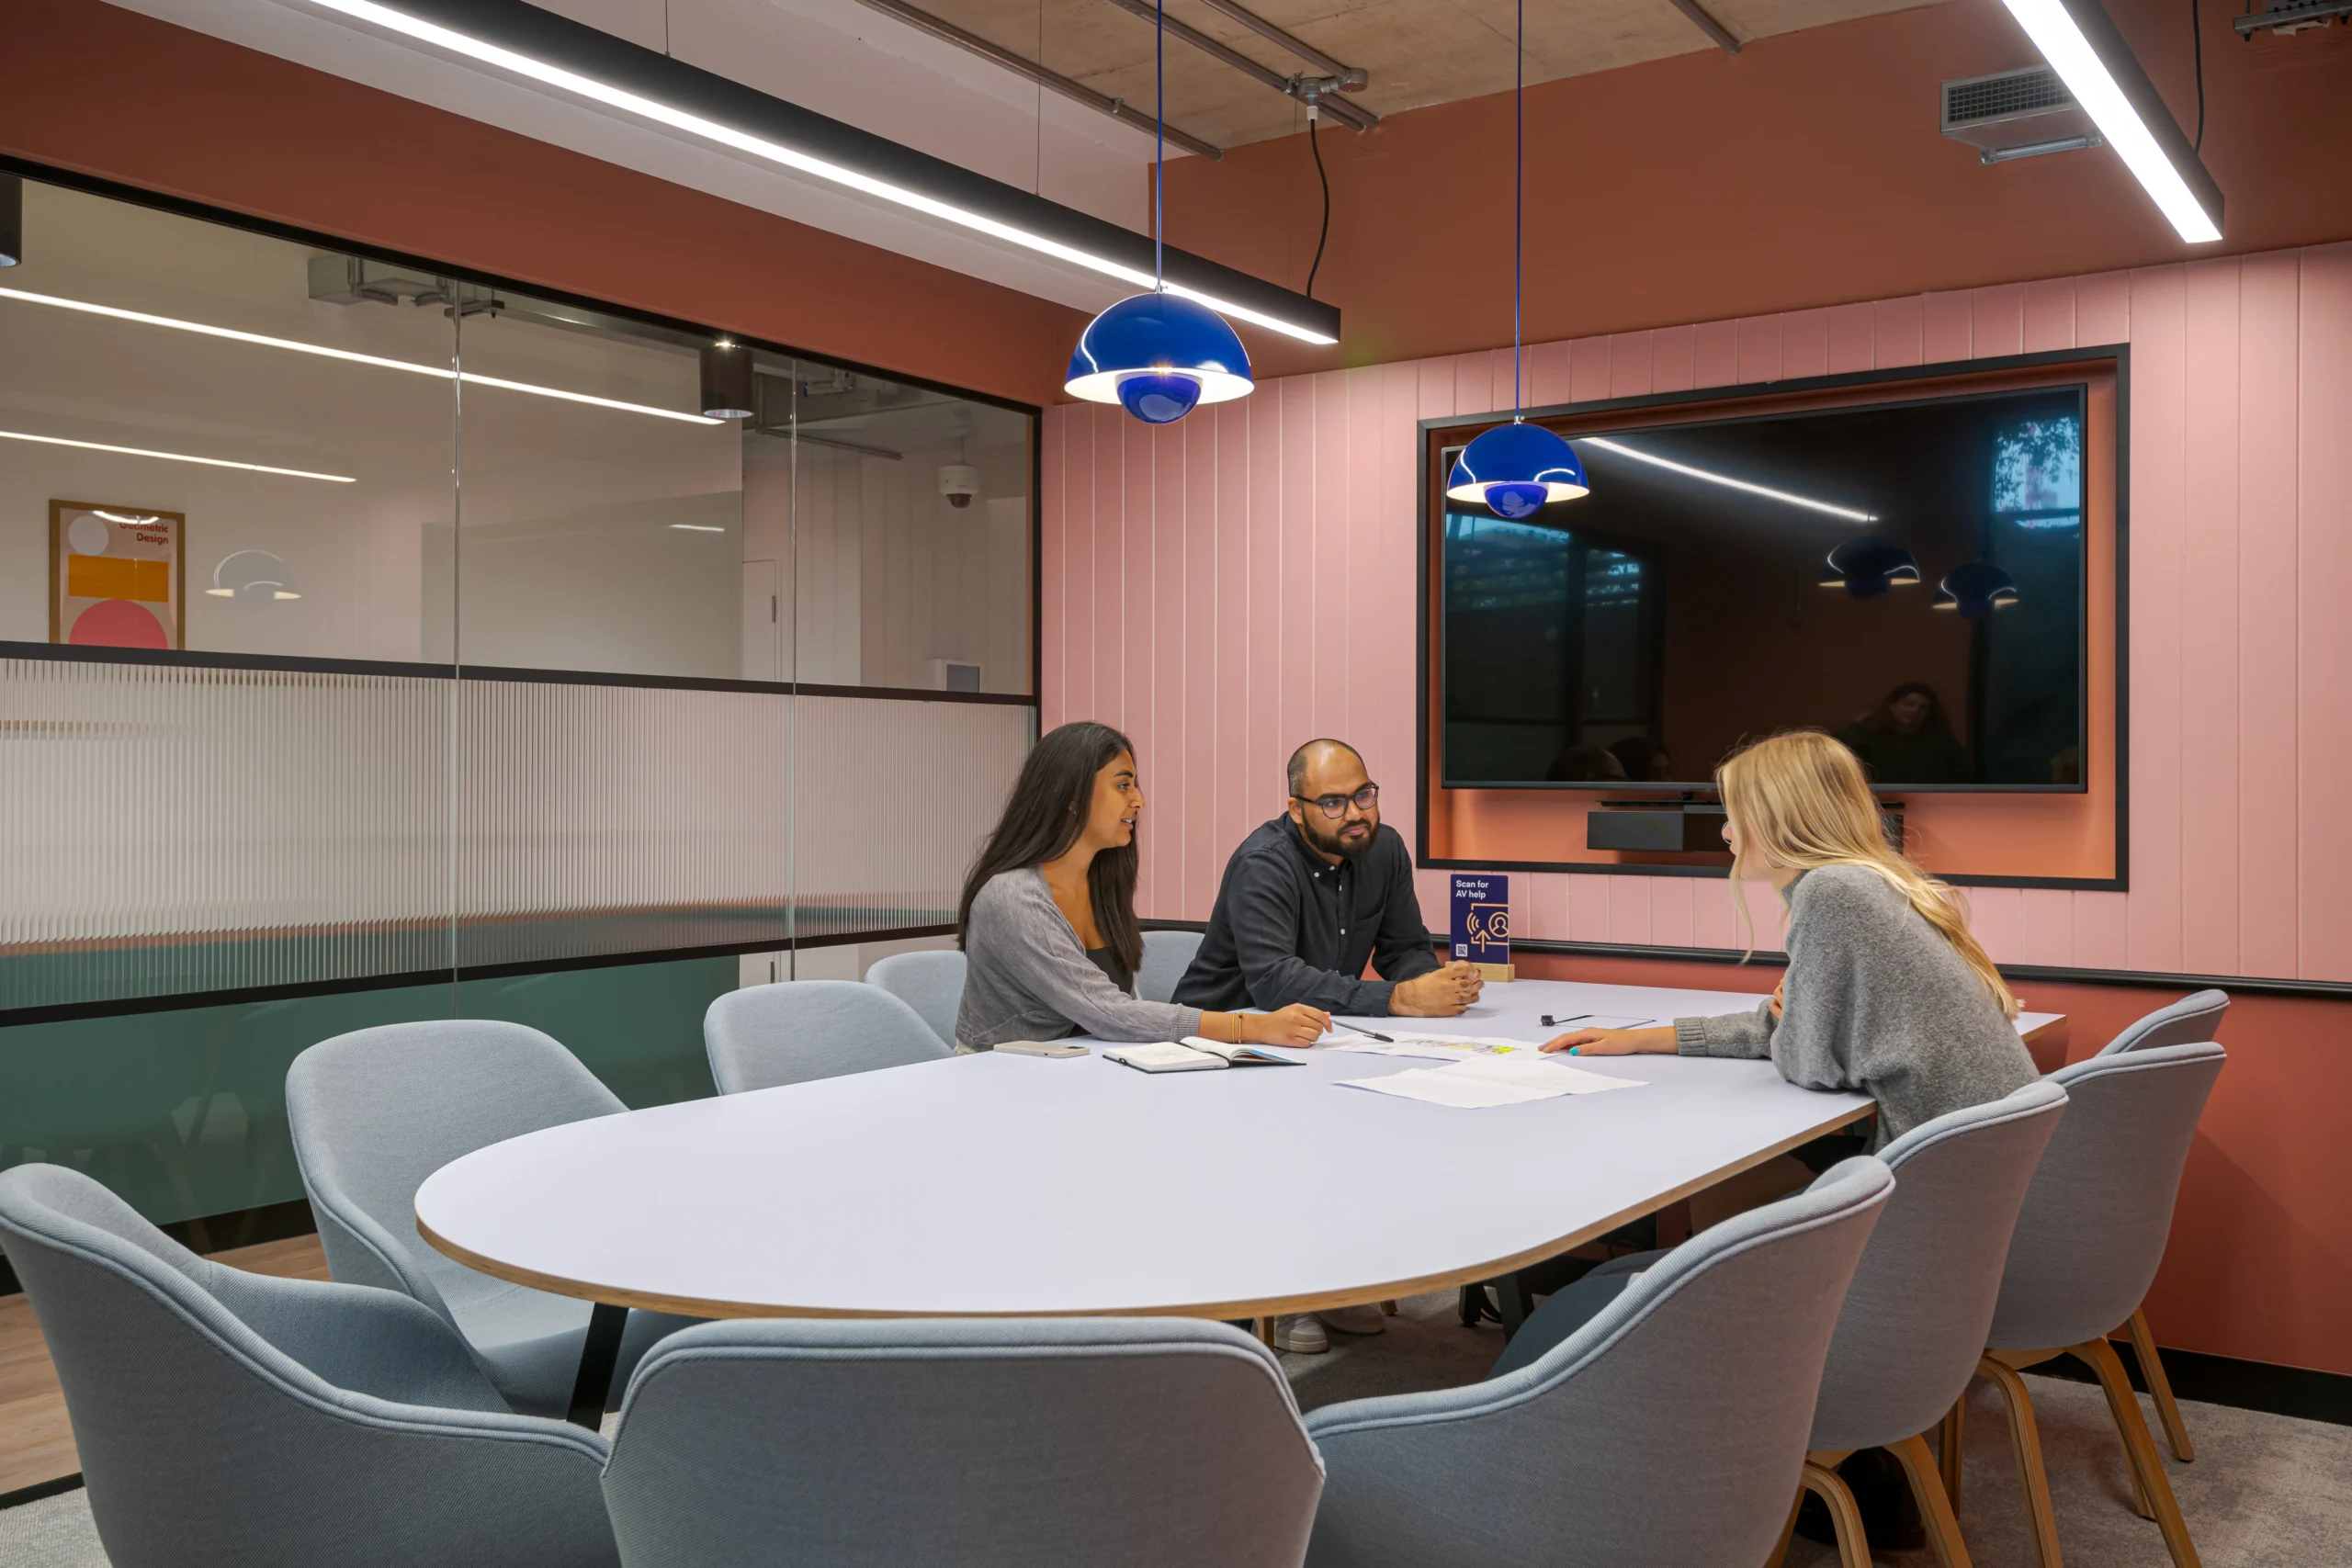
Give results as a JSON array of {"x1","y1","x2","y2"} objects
[{"x1": 939, "y1": 463, "x2": 980, "y2": 510}]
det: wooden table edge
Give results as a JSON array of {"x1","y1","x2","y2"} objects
[{"x1": 415, "y1": 1099, "x2": 1875, "y2": 1322}]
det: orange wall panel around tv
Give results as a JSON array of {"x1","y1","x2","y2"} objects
[{"x1": 1420, "y1": 359, "x2": 2122, "y2": 885}]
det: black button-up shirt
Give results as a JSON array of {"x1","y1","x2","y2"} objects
[{"x1": 1172, "y1": 817, "x2": 1442, "y2": 1016}]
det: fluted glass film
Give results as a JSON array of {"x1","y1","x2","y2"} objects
[
  {"x1": 0, "y1": 655, "x2": 451, "y2": 1011},
  {"x1": 791, "y1": 694, "x2": 1035, "y2": 940}
]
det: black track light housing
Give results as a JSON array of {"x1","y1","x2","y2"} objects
[
  {"x1": 699, "y1": 341, "x2": 754, "y2": 420},
  {"x1": 0, "y1": 175, "x2": 22, "y2": 268}
]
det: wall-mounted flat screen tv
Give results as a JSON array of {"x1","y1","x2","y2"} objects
[{"x1": 1440, "y1": 385, "x2": 2089, "y2": 793}]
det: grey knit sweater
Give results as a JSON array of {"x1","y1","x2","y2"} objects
[
  {"x1": 1674, "y1": 864, "x2": 2037, "y2": 1145},
  {"x1": 956, "y1": 868, "x2": 1204, "y2": 1049}
]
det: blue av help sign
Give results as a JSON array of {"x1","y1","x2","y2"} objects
[{"x1": 1451, "y1": 874, "x2": 1510, "y2": 965}]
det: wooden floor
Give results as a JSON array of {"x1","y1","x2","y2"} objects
[{"x1": 0, "y1": 1234, "x2": 330, "y2": 1496}]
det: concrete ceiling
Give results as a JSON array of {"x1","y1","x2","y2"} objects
[{"x1": 886, "y1": 0, "x2": 1948, "y2": 148}]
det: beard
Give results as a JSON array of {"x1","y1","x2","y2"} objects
[{"x1": 1302, "y1": 812, "x2": 1376, "y2": 862}]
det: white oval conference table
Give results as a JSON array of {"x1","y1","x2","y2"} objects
[{"x1": 416, "y1": 977, "x2": 2062, "y2": 1426}]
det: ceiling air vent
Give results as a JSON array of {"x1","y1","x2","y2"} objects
[{"x1": 1940, "y1": 66, "x2": 2104, "y2": 164}]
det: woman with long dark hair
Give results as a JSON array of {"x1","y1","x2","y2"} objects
[{"x1": 955, "y1": 721, "x2": 1329, "y2": 1051}]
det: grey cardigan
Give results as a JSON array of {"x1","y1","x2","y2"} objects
[
  {"x1": 956, "y1": 869, "x2": 1204, "y2": 1049},
  {"x1": 1674, "y1": 864, "x2": 2037, "y2": 1145}
]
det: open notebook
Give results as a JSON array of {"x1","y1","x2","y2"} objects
[{"x1": 1102, "y1": 1037, "x2": 1303, "y2": 1074}]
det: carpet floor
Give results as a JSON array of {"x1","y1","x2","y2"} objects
[{"x1": 5, "y1": 1290, "x2": 2346, "y2": 1566}]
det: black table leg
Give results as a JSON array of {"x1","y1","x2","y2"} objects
[
  {"x1": 1494, "y1": 1272, "x2": 1531, "y2": 1340},
  {"x1": 566, "y1": 1303, "x2": 629, "y2": 1429}
]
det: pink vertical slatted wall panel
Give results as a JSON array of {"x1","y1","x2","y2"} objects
[
  {"x1": 1693, "y1": 320, "x2": 1739, "y2": 388},
  {"x1": 1736, "y1": 315, "x2": 1781, "y2": 385},
  {"x1": 1528, "y1": 339, "x2": 1574, "y2": 409},
  {"x1": 1121, "y1": 416, "x2": 1158, "y2": 767},
  {"x1": 1973, "y1": 284, "x2": 2027, "y2": 359},
  {"x1": 1040, "y1": 406, "x2": 1069, "y2": 733},
  {"x1": 2126, "y1": 266, "x2": 2188, "y2": 975},
  {"x1": 2299, "y1": 244, "x2": 2352, "y2": 981},
  {"x1": 1781, "y1": 310, "x2": 1828, "y2": 381},
  {"x1": 1923, "y1": 290, "x2": 1973, "y2": 362},
  {"x1": 1652, "y1": 325, "x2": 1697, "y2": 393},
  {"x1": 2178, "y1": 259, "x2": 2245, "y2": 976},
  {"x1": 1036, "y1": 245, "x2": 2352, "y2": 982},
  {"x1": 2235, "y1": 252, "x2": 2301, "y2": 978},
  {"x1": 1826, "y1": 304, "x2": 1873, "y2": 375},
  {"x1": 2023, "y1": 278, "x2": 2075, "y2": 354},
  {"x1": 1212, "y1": 399, "x2": 1253, "y2": 898},
  {"x1": 1874, "y1": 297, "x2": 1924, "y2": 367}
]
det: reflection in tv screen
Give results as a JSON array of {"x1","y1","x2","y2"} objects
[{"x1": 1440, "y1": 386, "x2": 2087, "y2": 793}]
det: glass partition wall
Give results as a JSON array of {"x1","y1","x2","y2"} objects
[{"x1": 0, "y1": 171, "x2": 1035, "y2": 1230}]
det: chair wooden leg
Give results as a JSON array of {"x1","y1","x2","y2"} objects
[
  {"x1": 2126, "y1": 1307, "x2": 2195, "y2": 1462},
  {"x1": 1939, "y1": 1393, "x2": 1967, "y2": 1513},
  {"x1": 1799, "y1": 1461, "x2": 1872, "y2": 1568},
  {"x1": 2074, "y1": 1337, "x2": 2204, "y2": 1568},
  {"x1": 1762, "y1": 1491, "x2": 1801, "y2": 1568},
  {"x1": 1380, "y1": 1299, "x2": 1398, "y2": 1315},
  {"x1": 1978, "y1": 1355, "x2": 2065, "y2": 1568},
  {"x1": 1889, "y1": 1433, "x2": 1975, "y2": 1568},
  {"x1": 1254, "y1": 1316, "x2": 1274, "y2": 1347}
]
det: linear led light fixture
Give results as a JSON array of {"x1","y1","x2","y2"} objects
[
  {"x1": 0, "y1": 285, "x2": 717, "y2": 424},
  {"x1": 1995, "y1": 0, "x2": 2223, "y2": 243},
  {"x1": 299, "y1": 0, "x2": 1340, "y2": 346},
  {"x1": 0, "y1": 428, "x2": 356, "y2": 482},
  {"x1": 1579, "y1": 436, "x2": 1877, "y2": 523}
]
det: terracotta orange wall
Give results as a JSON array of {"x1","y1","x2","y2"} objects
[
  {"x1": 0, "y1": 0, "x2": 1086, "y2": 407},
  {"x1": 1166, "y1": 0, "x2": 2352, "y2": 379},
  {"x1": 1511, "y1": 948, "x2": 2352, "y2": 1378}
]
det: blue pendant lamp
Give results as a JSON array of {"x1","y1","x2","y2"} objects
[
  {"x1": 1444, "y1": 0, "x2": 1588, "y2": 520},
  {"x1": 1063, "y1": 0, "x2": 1250, "y2": 425}
]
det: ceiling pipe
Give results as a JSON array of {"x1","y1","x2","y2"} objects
[
  {"x1": 1093, "y1": 0, "x2": 1379, "y2": 130},
  {"x1": 1185, "y1": 0, "x2": 1369, "y2": 88},
  {"x1": 1664, "y1": 0, "x2": 1742, "y2": 52},
  {"x1": 852, "y1": 0, "x2": 1225, "y2": 158}
]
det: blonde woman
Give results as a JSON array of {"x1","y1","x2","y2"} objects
[{"x1": 1541, "y1": 729, "x2": 2037, "y2": 1150}]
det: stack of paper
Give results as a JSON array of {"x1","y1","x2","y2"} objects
[{"x1": 1340, "y1": 1052, "x2": 1645, "y2": 1109}]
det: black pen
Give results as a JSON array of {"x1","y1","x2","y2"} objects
[{"x1": 1353, "y1": 1029, "x2": 1396, "y2": 1043}]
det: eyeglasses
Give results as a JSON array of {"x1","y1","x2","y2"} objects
[{"x1": 1294, "y1": 784, "x2": 1379, "y2": 818}]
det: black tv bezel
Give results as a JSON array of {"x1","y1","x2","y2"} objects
[{"x1": 1415, "y1": 345, "x2": 2130, "y2": 892}]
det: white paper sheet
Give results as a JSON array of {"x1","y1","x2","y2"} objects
[
  {"x1": 1338, "y1": 1054, "x2": 1645, "y2": 1107},
  {"x1": 1338, "y1": 1067, "x2": 1562, "y2": 1109}
]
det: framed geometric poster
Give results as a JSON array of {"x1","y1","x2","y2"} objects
[{"x1": 50, "y1": 501, "x2": 186, "y2": 649}]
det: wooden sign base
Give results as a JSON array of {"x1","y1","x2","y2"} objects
[{"x1": 1473, "y1": 963, "x2": 1515, "y2": 983}]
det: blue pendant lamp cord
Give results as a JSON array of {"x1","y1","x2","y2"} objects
[
  {"x1": 1511, "y1": 0, "x2": 1523, "y2": 423},
  {"x1": 1154, "y1": 0, "x2": 1166, "y2": 292}
]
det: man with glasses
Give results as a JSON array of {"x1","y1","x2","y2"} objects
[
  {"x1": 1175, "y1": 739, "x2": 1481, "y2": 1021},
  {"x1": 1175, "y1": 739, "x2": 1481, "y2": 1355}
]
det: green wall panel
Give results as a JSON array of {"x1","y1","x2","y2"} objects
[{"x1": 0, "y1": 959, "x2": 731, "y2": 1231}]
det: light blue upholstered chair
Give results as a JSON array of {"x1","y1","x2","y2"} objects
[
  {"x1": 1766, "y1": 1079, "x2": 2069, "y2": 1566},
  {"x1": 2098, "y1": 987, "x2": 2229, "y2": 1055},
  {"x1": 0, "y1": 1163, "x2": 617, "y2": 1568},
  {"x1": 287, "y1": 1020, "x2": 688, "y2": 1419},
  {"x1": 705, "y1": 979, "x2": 952, "y2": 1093},
  {"x1": 601, "y1": 1317, "x2": 1324, "y2": 1568},
  {"x1": 865, "y1": 949, "x2": 967, "y2": 1050},
  {"x1": 1136, "y1": 929, "x2": 1204, "y2": 1004},
  {"x1": 1303, "y1": 1156, "x2": 1894, "y2": 1568},
  {"x1": 1964, "y1": 1042, "x2": 2227, "y2": 1568}
]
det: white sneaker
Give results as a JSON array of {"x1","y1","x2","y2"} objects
[
  {"x1": 1317, "y1": 1303, "x2": 1388, "y2": 1337},
  {"x1": 1271, "y1": 1314, "x2": 1329, "y2": 1354}
]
